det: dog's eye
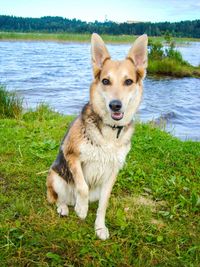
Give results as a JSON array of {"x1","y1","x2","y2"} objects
[
  {"x1": 102, "y1": 78, "x2": 110, "y2": 85},
  {"x1": 124, "y1": 79, "x2": 133, "y2": 86}
]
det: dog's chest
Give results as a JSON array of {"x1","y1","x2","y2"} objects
[
  {"x1": 79, "y1": 128, "x2": 131, "y2": 187},
  {"x1": 80, "y1": 140, "x2": 128, "y2": 166}
]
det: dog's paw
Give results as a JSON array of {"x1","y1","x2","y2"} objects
[
  {"x1": 75, "y1": 203, "x2": 88, "y2": 219},
  {"x1": 57, "y1": 204, "x2": 69, "y2": 216},
  {"x1": 95, "y1": 226, "x2": 109, "y2": 240}
]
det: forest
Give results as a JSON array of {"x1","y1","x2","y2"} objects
[{"x1": 0, "y1": 15, "x2": 200, "y2": 38}]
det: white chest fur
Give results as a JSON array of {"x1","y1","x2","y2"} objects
[{"x1": 79, "y1": 126, "x2": 132, "y2": 189}]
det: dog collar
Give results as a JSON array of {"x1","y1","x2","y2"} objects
[
  {"x1": 106, "y1": 121, "x2": 133, "y2": 139},
  {"x1": 111, "y1": 125, "x2": 124, "y2": 139}
]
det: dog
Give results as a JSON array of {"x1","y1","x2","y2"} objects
[{"x1": 46, "y1": 33, "x2": 148, "y2": 240}]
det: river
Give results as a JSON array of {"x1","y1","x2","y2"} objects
[{"x1": 0, "y1": 41, "x2": 200, "y2": 140}]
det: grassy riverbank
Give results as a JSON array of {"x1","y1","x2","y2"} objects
[
  {"x1": 0, "y1": 31, "x2": 200, "y2": 43},
  {"x1": 0, "y1": 100, "x2": 200, "y2": 266}
]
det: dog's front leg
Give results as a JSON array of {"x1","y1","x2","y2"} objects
[
  {"x1": 95, "y1": 174, "x2": 117, "y2": 240},
  {"x1": 68, "y1": 156, "x2": 89, "y2": 219}
]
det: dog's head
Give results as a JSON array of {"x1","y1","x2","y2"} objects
[{"x1": 90, "y1": 33, "x2": 148, "y2": 126}]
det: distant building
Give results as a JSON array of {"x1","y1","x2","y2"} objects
[{"x1": 126, "y1": 20, "x2": 150, "y2": 24}]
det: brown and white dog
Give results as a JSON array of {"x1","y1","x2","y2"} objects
[{"x1": 46, "y1": 33, "x2": 148, "y2": 240}]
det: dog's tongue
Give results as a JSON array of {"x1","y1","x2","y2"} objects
[{"x1": 111, "y1": 112, "x2": 123, "y2": 121}]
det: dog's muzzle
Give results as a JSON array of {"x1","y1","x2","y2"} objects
[{"x1": 109, "y1": 100, "x2": 124, "y2": 121}]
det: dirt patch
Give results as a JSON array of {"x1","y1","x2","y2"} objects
[
  {"x1": 151, "y1": 218, "x2": 166, "y2": 229},
  {"x1": 132, "y1": 196, "x2": 166, "y2": 211},
  {"x1": 0, "y1": 173, "x2": 8, "y2": 193}
]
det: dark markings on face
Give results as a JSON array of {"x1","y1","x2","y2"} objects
[{"x1": 81, "y1": 102, "x2": 103, "y2": 134}]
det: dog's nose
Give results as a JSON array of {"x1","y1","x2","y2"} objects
[{"x1": 109, "y1": 100, "x2": 122, "y2": 112}]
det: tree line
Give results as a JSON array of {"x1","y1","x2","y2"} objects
[{"x1": 0, "y1": 15, "x2": 200, "y2": 38}]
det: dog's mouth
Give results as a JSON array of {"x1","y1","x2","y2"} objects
[{"x1": 111, "y1": 112, "x2": 124, "y2": 121}]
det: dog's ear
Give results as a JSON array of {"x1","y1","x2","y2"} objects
[
  {"x1": 127, "y1": 34, "x2": 148, "y2": 80},
  {"x1": 91, "y1": 33, "x2": 110, "y2": 77}
]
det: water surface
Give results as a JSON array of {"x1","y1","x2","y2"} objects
[{"x1": 0, "y1": 41, "x2": 200, "y2": 140}]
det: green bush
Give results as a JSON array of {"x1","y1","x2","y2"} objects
[
  {"x1": 0, "y1": 85, "x2": 23, "y2": 118},
  {"x1": 165, "y1": 41, "x2": 189, "y2": 65},
  {"x1": 149, "y1": 40, "x2": 189, "y2": 65},
  {"x1": 149, "y1": 41, "x2": 164, "y2": 60}
]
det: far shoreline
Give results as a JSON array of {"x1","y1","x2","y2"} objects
[{"x1": 0, "y1": 32, "x2": 200, "y2": 44}]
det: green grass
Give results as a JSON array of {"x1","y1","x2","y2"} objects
[
  {"x1": 0, "y1": 105, "x2": 200, "y2": 266},
  {"x1": 0, "y1": 31, "x2": 200, "y2": 43},
  {"x1": 0, "y1": 84, "x2": 23, "y2": 119}
]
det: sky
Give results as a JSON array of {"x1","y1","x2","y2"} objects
[{"x1": 1, "y1": 0, "x2": 200, "y2": 23}]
